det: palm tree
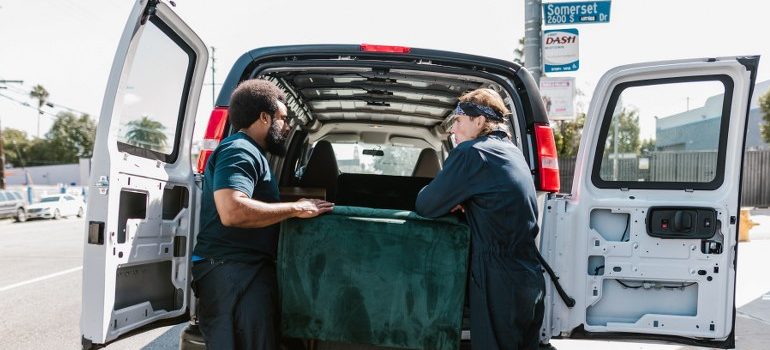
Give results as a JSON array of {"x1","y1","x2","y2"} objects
[
  {"x1": 123, "y1": 116, "x2": 167, "y2": 151},
  {"x1": 29, "y1": 84, "x2": 49, "y2": 138}
]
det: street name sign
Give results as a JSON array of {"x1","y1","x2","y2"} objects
[{"x1": 543, "y1": 1, "x2": 611, "y2": 25}]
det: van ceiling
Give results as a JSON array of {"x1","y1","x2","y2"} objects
[{"x1": 265, "y1": 68, "x2": 502, "y2": 129}]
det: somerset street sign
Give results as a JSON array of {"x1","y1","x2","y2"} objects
[{"x1": 543, "y1": 1, "x2": 611, "y2": 25}]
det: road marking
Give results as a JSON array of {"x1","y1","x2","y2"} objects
[{"x1": 0, "y1": 266, "x2": 83, "y2": 293}]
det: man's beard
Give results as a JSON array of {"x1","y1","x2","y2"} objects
[{"x1": 265, "y1": 120, "x2": 288, "y2": 156}]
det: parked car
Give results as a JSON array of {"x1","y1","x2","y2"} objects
[
  {"x1": 0, "y1": 189, "x2": 28, "y2": 222},
  {"x1": 80, "y1": 1, "x2": 758, "y2": 350},
  {"x1": 26, "y1": 194, "x2": 84, "y2": 220}
]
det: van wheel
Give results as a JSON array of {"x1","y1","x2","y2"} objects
[
  {"x1": 15, "y1": 209, "x2": 27, "y2": 223},
  {"x1": 77, "y1": 207, "x2": 84, "y2": 218},
  {"x1": 53, "y1": 209, "x2": 61, "y2": 220}
]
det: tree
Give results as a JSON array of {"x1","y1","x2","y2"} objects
[
  {"x1": 45, "y1": 111, "x2": 97, "y2": 160},
  {"x1": 639, "y1": 138, "x2": 657, "y2": 155},
  {"x1": 18, "y1": 112, "x2": 96, "y2": 166},
  {"x1": 1, "y1": 128, "x2": 31, "y2": 167},
  {"x1": 124, "y1": 116, "x2": 167, "y2": 150},
  {"x1": 760, "y1": 89, "x2": 770, "y2": 144},
  {"x1": 553, "y1": 113, "x2": 585, "y2": 158},
  {"x1": 606, "y1": 107, "x2": 641, "y2": 154},
  {"x1": 29, "y1": 84, "x2": 49, "y2": 138}
]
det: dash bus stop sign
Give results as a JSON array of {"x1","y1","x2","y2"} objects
[
  {"x1": 543, "y1": 28, "x2": 579, "y2": 72},
  {"x1": 543, "y1": 1, "x2": 611, "y2": 25}
]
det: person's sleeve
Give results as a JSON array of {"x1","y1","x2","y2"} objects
[
  {"x1": 415, "y1": 146, "x2": 485, "y2": 218},
  {"x1": 211, "y1": 146, "x2": 258, "y2": 197}
]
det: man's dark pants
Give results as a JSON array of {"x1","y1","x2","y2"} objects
[{"x1": 192, "y1": 258, "x2": 279, "y2": 350}]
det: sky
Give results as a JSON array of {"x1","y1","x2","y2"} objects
[{"x1": 1, "y1": 0, "x2": 769, "y2": 143}]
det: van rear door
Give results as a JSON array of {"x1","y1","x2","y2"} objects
[
  {"x1": 80, "y1": 0, "x2": 207, "y2": 347},
  {"x1": 540, "y1": 56, "x2": 758, "y2": 348}
]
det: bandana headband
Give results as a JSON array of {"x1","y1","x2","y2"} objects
[{"x1": 453, "y1": 102, "x2": 504, "y2": 121}]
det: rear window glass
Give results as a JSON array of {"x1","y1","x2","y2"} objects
[
  {"x1": 0, "y1": 192, "x2": 7, "y2": 201},
  {"x1": 116, "y1": 17, "x2": 195, "y2": 163},
  {"x1": 11, "y1": 192, "x2": 22, "y2": 200},
  {"x1": 330, "y1": 142, "x2": 423, "y2": 176},
  {"x1": 592, "y1": 76, "x2": 731, "y2": 189}
]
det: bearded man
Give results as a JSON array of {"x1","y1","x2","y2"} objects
[{"x1": 191, "y1": 79, "x2": 333, "y2": 349}]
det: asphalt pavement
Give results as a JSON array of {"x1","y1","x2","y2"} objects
[{"x1": 1, "y1": 212, "x2": 769, "y2": 350}]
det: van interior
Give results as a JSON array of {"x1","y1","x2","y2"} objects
[{"x1": 251, "y1": 66, "x2": 523, "y2": 209}]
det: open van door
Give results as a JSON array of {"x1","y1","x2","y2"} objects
[
  {"x1": 540, "y1": 56, "x2": 758, "y2": 348},
  {"x1": 80, "y1": 0, "x2": 207, "y2": 348}
]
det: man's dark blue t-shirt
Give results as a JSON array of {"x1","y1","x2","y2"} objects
[{"x1": 193, "y1": 131, "x2": 280, "y2": 263}]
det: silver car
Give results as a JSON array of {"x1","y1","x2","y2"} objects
[{"x1": 0, "y1": 190, "x2": 28, "y2": 222}]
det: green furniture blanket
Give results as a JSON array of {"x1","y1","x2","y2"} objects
[{"x1": 278, "y1": 206, "x2": 470, "y2": 350}]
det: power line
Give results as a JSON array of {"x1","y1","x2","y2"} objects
[
  {"x1": 0, "y1": 84, "x2": 93, "y2": 116},
  {"x1": 0, "y1": 92, "x2": 58, "y2": 118}
]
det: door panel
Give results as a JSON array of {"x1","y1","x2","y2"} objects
[
  {"x1": 540, "y1": 57, "x2": 758, "y2": 348},
  {"x1": 80, "y1": 0, "x2": 207, "y2": 347}
]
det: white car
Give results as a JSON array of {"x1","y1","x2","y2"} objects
[{"x1": 26, "y1": 194, "x2": 85, "y2": 220}]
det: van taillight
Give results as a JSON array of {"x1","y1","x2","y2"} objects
[
  {"x1": 196, "y1": 107, "x2": 229, "y2": 174},
  {"x1": 360, "y1": 43, "x2": 411, "y2": 54},
  {"x1": 534, "y1": 123, "x2": 560, "y2": 192}
]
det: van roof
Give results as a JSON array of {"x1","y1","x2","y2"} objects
[{"x1": 215, "y1": 44, "x2": 549, "y2": 129}]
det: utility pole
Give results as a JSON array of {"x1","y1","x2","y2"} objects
[
  {"x1": 0, "y1": 117, "x2": 5, "y2": 189},
  {"x1": 0, "y1": 79, "x2": 24, "y2": 190},
  {"x1": 524, "y1": 0, "x2": 543, "y2": 84},
  {"x1": 210, "y1": 46, "x2": 217, "y2": 106},
  {"x1": 613, "y1": 117, "x2": 619, "y2": 181}
]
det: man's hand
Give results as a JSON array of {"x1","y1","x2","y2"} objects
[
  {"x1": 294, "y1": 198, "x2": 334, "y2": 218},
  {"x1": 214, "y1": 189, "x2": 333, "y2": 228}
]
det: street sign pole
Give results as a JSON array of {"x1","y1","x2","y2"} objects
[{"x1": 525, "y1": 0, "x2": 543, "y2": 84}]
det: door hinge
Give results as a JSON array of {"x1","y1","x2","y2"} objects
[
  {"x1": 140, "y1": 0, "x2": 160, "y2": 25},
  {"x1": 140, "y1": 0, "x2": 176, "y2": 25},
  {"x1": 94, "y1": 176, "x2": 109, "y2": 195}
]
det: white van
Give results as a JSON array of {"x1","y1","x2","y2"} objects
[{"x1": 80, "y1": 1, "x2": 759, "y2": 349}]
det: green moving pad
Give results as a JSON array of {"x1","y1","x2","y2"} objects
[{"x1": 278, "y1": 206, "x2": 470, "y2": 350}]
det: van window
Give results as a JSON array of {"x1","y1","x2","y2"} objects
[
  {"x1": 11, "y1": 192, "x2": 22, "y2": 200},
  {"x1": 116, "y1": 18, "x2": 195, "y2": 163},
  {"x1": 330, "y1": 142, "x2": 423, "y2": 176},
  {"x1": 0, "y1": 192, "x2": 7, "y2": 201},
  {"x1": 592, "y1": 77, "x2": 731, "y2": 189}
]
